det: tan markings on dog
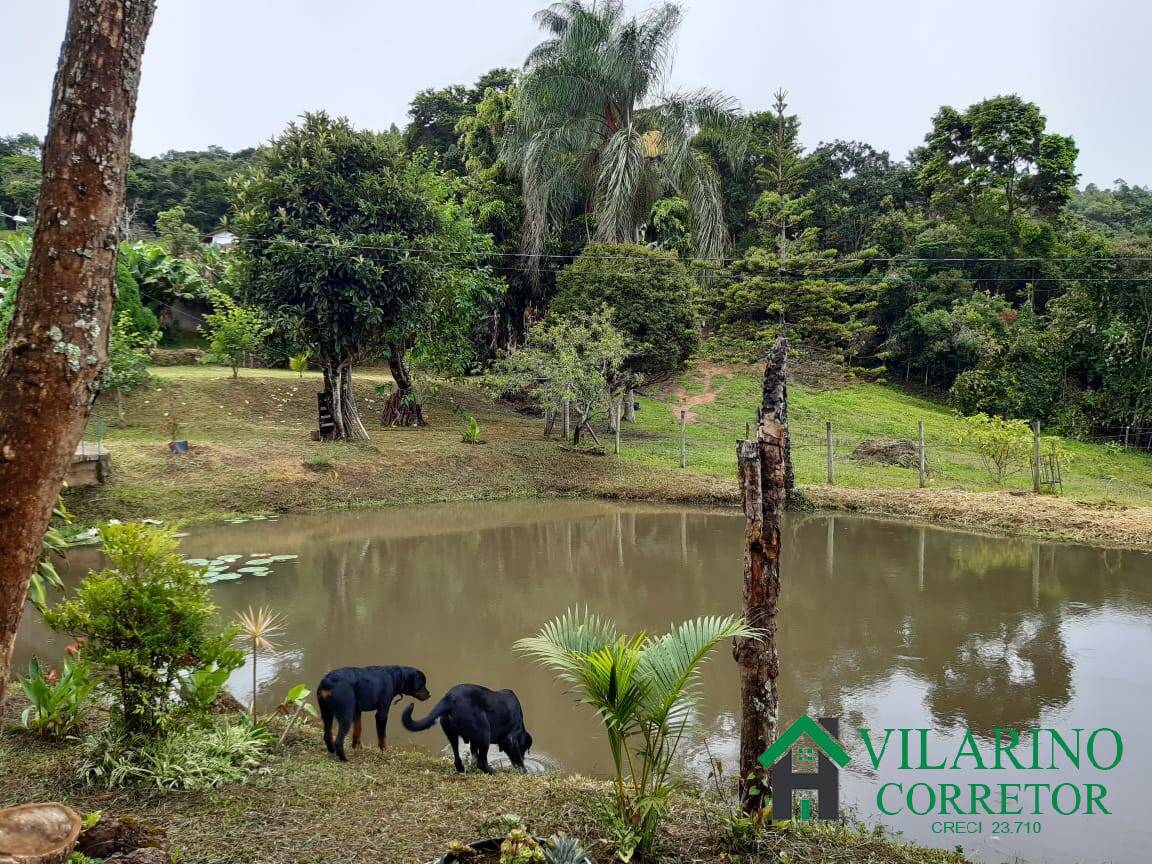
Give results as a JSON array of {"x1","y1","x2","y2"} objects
[
  {"x1": 378, "y1": 735, "x2": 387, "y2": 750},
  {"x1": 318, "y1": 687, "x2": 331, "y2": 699},
  {"x1": 352, "y1": 716, "x2": 362, "y2": 747}
]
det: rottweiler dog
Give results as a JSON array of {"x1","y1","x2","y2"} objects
[
  {"x1": 316, "y1": 665, "x2": 430, "y2": 761},
  {"x1": 402, "y1": 683, "x2": 533, "y2": 773}
]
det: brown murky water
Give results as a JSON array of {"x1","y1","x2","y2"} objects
[{"x1": 14, "y1": 501, "x2": 1152, "y2": 864}]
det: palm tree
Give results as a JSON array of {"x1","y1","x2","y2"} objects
[
  {"x1": 504, "y1": 0, "x2": 742, "y2": 270},
  {"x1": 516, "y1": 609, "x2": 759, "y2": 859}
]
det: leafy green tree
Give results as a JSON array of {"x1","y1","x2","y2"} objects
[
  {"x1": 915, "y1": 95, "x2": 1078, "y2": 224},
  {"x1": 1050, "y1": 235, "x2": 1152, "y2": 430},
  {"x1": 104, "y1": 312, "x2": 157, "y2": 424},
  {"x1": 0, "y1": 134, "x2": 41, "y2": 221},
  {"x1": 550, "y1": 243, "x2": 697, "y2": 380},
  {"x1": 491, "y1": 307, "x2": 628, "y2": 444},
  {"x1": 404, "y1": 68, "x2": 516, "y2": 172},
  {"x1": 155, "y1": 205, "x2": 203, "y2": 257},
  {"x1": 233, "y1": 112, "x2": 499, "y2": 436},
  {"x1": 802, "y1": 140, "x2": 916, "y2": 254},
  {"x1": 962, "y1": 413, "x2": 1033, "y2": 484},
  {"x1": 46, "y1": 523, "x2": 242, "y2": 736},
  {"x1": 705, "y1": 119, "x2": 879, "y2": 366},
  {"x1": 504, "y1": 0, "x2": 741, "y2": 268},
  {"x1": 126, "y1": 146, "x2": 257, "y2": 232},
  {"x1": 199, "y1": 293, "x2": 271, "y2": 378},
  {"x1": 1071, "y1": 180, "x2": 1152, "y2": 238}
]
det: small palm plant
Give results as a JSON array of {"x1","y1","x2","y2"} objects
[
  {"x1": 235, "y1": 606, "x2": 285, "y2": 721},
  {"x1": 516, "y1": 609, "x2": 759, "y2": 860}
]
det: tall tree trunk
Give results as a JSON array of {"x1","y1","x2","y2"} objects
[
  {"x1": 623, "y1": 387, "x2": 635, "y2": 422},
  {"x1": 382, "y1": 341, "x2": 425, "y2": 427},
  {"x1": 0, "y1": 0, "x2": 156, "y2": 710},
  {"x1": 321, "y1": 362, "x2": 368, "y2": 441},
  {"x1": 733, "y1": 335, "x2": 788, "y2": 812}
]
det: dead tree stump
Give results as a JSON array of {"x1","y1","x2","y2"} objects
[
  {"x1": 733, "y1": 335, "x2": 789, "y2": 813},
  {"x1": 0, "y1": 803, "x2": 81, "y2": 864}
]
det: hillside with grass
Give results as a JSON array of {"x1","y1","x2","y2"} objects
[{"x1": 66, "y1": 362, "x2": 1152, "y2": 549}]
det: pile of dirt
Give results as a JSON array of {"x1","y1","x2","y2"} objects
[{"x1": 850, "y1": 439, "x2": 919, "y2": 469}]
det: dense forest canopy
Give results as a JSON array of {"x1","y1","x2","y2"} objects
[{"x1": 4, "y1": 0, "x2": 1152, "y2": 439}]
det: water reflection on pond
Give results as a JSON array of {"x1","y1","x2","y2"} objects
[{"x1": 15, "y1": 501, "x2": 1151, "y2": 864}]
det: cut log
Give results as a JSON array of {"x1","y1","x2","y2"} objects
[{"x1": 0, "y1": 803, "x2": 81, "y2": 864}]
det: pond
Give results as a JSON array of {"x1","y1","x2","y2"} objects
[{"x1": 14, "y1": 501, "x2": 1151, "y2": 864}]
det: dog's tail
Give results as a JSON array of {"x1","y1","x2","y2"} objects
[{"x1": 402, "y1": 697, "x2": 448, "y2": 732}]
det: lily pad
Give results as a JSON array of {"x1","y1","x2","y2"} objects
[
  {"x1": 213, "y1": 554, "x2": 243, "y2": 563},
  {"x1": 237, "y1": 566, "x2": 272, "y2": 575},
  {"x1": 184, "y1": 558, "x2": 211, "y2": 566},
  {"x1": 267, "y1": 554, "x2": 299, "y2": 562},
  {"x1": 205, "y1": 572, "x2": 243, "y2": 583}
]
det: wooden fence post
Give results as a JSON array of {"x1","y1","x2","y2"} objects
[
  {"x1": 614, "y1": 400, "x2": 621, "y2": 455},
  {"x1": 1032, "y1": 420, "x2": 1042, "y2": 493},
  {"x1": 825, "y1": 421, "x2": 835, "y2": 485},
  {"x1": 679, "y1": 410, "x2": 687, "y2": 468},
  {"x1": 918, "y1": 420, "x2": 927, "y2": 488},
  {"x1": 1124, "y1": 426, "x2": 1130, "y2": 449},
  {"x1": 563, "y1": 400, "x2": 570, "y2": 443}
]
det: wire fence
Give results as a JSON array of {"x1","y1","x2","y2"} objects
[{"x1": 541, "y1": 403, "x2": 1152, "y2": 499}]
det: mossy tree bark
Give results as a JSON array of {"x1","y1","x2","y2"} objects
[
  {"x1": 0, "y1": 0, "x2": 156, "y2": 710},
  {"x1": 381, "y1": 341, "x2": 426, "y2": 427},
  {"x1": 734, "y1": 335, "x2": 789, "y2": 812}
]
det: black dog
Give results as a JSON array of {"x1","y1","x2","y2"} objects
[
  {"x1": 402, "y1": 683, "x2": 533, "y2": 773},
  {"x1": 316, "y1": 665, "x2": 430, "y2": 761}
]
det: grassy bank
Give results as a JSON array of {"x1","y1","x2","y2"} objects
[
  {"x1": 0, "y1": 711, "x2": 966, "y2": 864},
  {"x1": 64, "y1": 363, "x2": 1152, "y2": 548}
]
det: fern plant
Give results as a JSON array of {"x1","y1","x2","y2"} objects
[{"x1": 516, "y1": 610, "x2": 759, "y2": 860}]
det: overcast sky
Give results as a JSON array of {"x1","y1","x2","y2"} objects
[{"x1": 7, "y1": 0, "x2": 1149, "y2": 187}]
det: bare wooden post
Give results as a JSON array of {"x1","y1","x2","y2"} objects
[
  {"x1": 679, "y1": 410, "x2": 687, "y2": 468},
  {"x1": 563, "y1": 400, "x2": 570, "y2": 443},
  {"x1": 0, "y1": 0, "x2": 157, "y2": 709},
  {"x1": 623, "y1": 387, "x2": 635, "y2": 422},
  {"x1": 825, "y1": 421, "x2": 835, "y2": 485},
  {"x1": 1032, "y1": 420, "x2": 1042, "y2": 493},
  {"x1": 1124, "y1": 426, "x2": 1130, "y2": 449},
  {"x1": 918, "y1": 420, "x2": 927, "y2": 488},
  {"x1": 734, "y1": 335, "x2": 788, "y2": 813},
  {"x1": 614, "y1": 399, "x2": 621, "y2": 455}
]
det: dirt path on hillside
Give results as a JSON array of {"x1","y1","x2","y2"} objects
[{"x1": 668, "y1": 362, "x2": 733, "y2": 423}]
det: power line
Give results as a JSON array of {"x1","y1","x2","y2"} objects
[
  {"x1": 207, "y1": 238, "x2": 1152, "y2": 290},
  {"x1": 206, "y1": 232, "x2": 1152, "y2": 266}
]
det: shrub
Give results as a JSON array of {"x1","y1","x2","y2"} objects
[
  {"x1": 199, "y1": 292, "x2": 271, "y2": 378},
  {"x1": 550, "y1": 242, "x2": 697, "y2": 380},
  {"x1": 113, "y1": 260, "x2": 159, "y2": 338},
  {"x1": 105, "y1": 312, "x2": 158, "y2": 425},
  {"x1": 19, "y1": 657, "x2": 98, "y2": 738},
  {"x1": 461, "y1": 416, "x2": 481, "y2": 444},
  {"x1": 45, "y1": 523, "x2": 243, "y2": 736},
  {"x1": 962, "y1": 412, "x2": 1033, "y2": 484},
  {"x1": 77, "y1": 721, "x2": 270, "y2": 791},
  {"x1": 489, "y1": 308, "x2": 628, "y2": 443},
  {"x1": 516, "y1": 610, "x2": 757, "y2": 861}
]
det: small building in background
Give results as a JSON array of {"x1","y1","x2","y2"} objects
[{"x1": 207, "y1": 228, "x2": 236, "y2": 248}]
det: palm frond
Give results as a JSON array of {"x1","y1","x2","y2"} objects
[{"x1": 594, "y1": 127, "x2": 649, "y2": 243}]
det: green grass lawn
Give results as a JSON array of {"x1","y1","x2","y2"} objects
[{"x1": 619, "y1": 365, "x2": 1152, "y2": 507}]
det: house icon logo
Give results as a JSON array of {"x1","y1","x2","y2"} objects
[{"x1": 759, "y1": 716, "x2": 850, "y2": 821}]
